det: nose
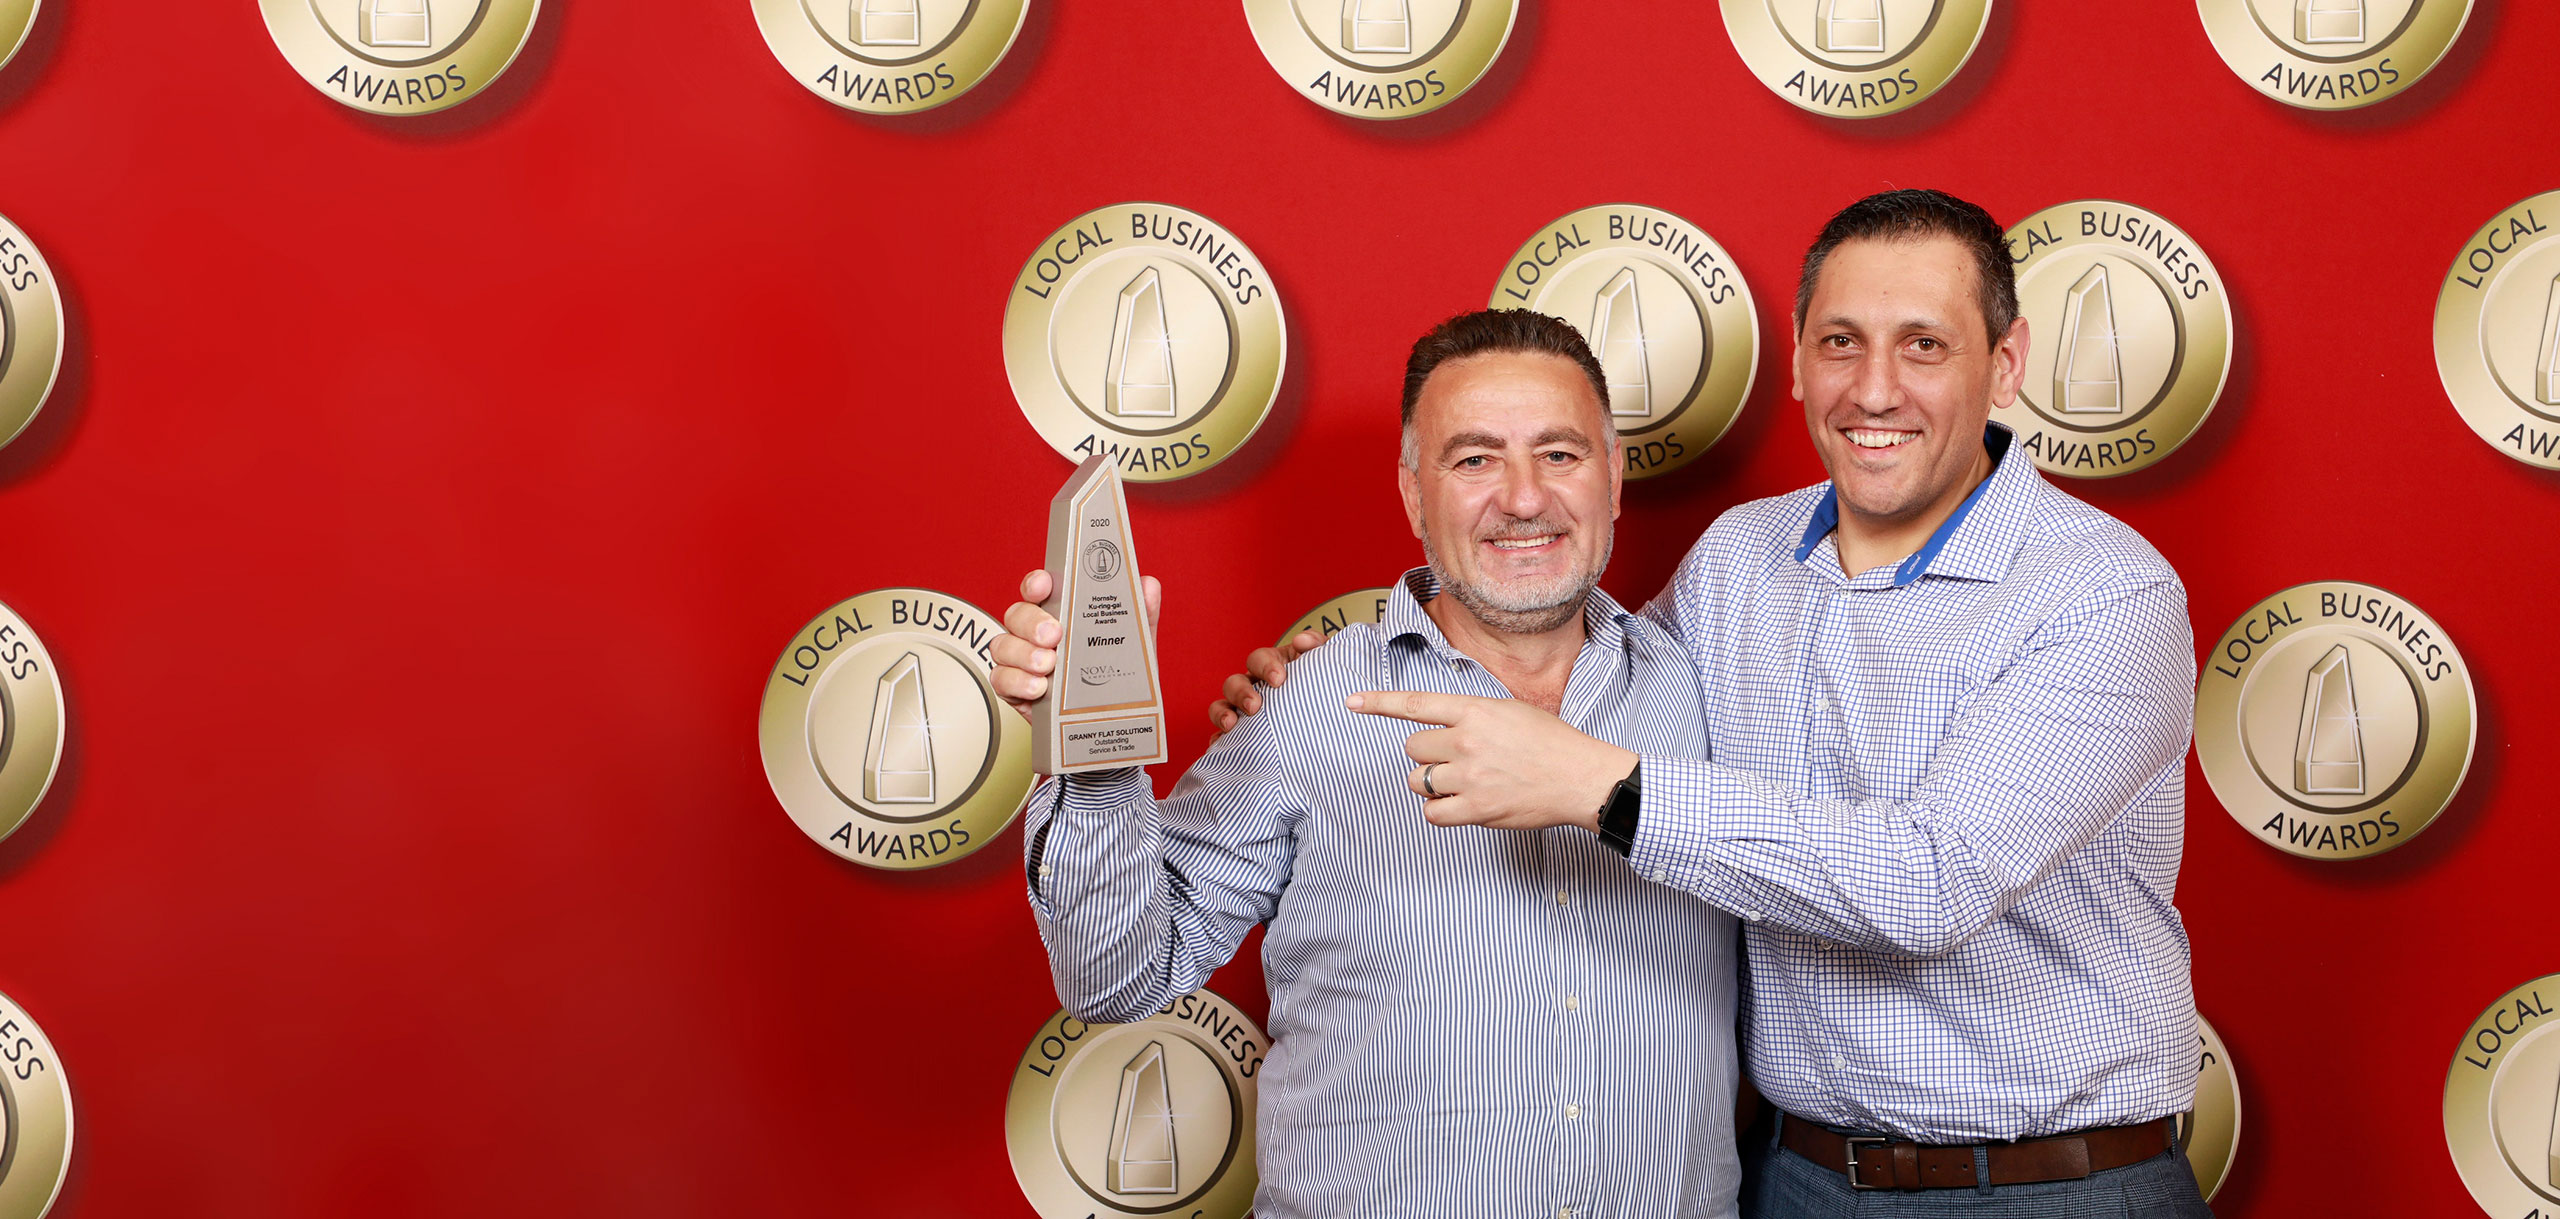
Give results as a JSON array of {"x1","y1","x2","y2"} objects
[
  {"x1": 1849, "y1": 347, "x2": 1902, "y2": 414},
  {"x1": 1497, "y1": 455, "x2": 1552, "y2": 520}
]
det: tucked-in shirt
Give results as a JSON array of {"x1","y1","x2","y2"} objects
[
  {"x1": 1632, "y1": 424, "x2": 2200, "y2": 1143},
  {"x1": 1027, "y1": 570, "x2": 1741, "y2": 1219}
]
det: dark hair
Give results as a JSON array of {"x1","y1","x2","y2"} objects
[
  {"x1": 1400, "y1": 308, "x2": 1610, "y2": 436},
  {"x1": 1794, "y1": 189, "x2": 2017, "y2": 343}
]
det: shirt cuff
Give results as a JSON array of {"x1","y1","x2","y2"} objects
[{"x1": 1024, "y1": 766, "x2": 1152, "y2": 921}]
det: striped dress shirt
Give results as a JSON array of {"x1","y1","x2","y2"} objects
[
  {"x1": 1027, "y1": 570, "x2": 1741, "y2": 1219},
  {"x1": 1630, "y1": 424, "x2": 2201, "y2": 1143}
]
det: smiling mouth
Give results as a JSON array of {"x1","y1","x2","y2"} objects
[
  {"x1": 1485, "y1": 534, "x2": 1562, "y2": 551},
  {"x1": 1844, "y1": 428, "x2": 1918, "y2": 450}
]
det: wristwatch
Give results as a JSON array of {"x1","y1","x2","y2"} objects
[{"x1": 1595, "y1": 762, "x2": 1641, "y2": 857}]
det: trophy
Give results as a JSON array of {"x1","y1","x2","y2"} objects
[{"x1": 1031, "y1": 456, "x2": 1170, "y2": 774}]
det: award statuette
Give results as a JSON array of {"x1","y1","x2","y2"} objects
[{"x1": 1032, "y1": 456, "x2": 1168, "y2": 775}]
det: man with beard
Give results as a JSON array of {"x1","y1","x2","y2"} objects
[
  {"x1": 990, "y1": 310, "x2": 1743, "y2": 1219},
  {"x1": 1222, "y1": 191, "x2": 2210, "y2": 1216}
]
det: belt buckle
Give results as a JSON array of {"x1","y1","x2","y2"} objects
[{"x1": 1843, "y1": 1135, "x2": 1890, "y2": 1190}]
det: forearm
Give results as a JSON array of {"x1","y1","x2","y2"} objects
[{"x1": 1628, "y1": 755, "x2": 2016, "y2": 956}]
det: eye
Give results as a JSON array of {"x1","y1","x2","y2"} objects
[
  {"x1": 1541, "y1": 449, "x2": 1578, "y2": 465},
  {"x1": 1454, "y1": 454, "x2": 1489, "y2": 470}
]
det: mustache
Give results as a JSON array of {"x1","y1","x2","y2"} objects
[{"x1": 1476, "y1": 518, "x2": 1569, "y2": 542}]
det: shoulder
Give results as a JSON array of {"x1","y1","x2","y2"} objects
[
  {"x1": 2011, "y1": 476, "x2": 2182, "y2": 595},
  {"x1": 1676, "y1": 484, "x2": 1831, "y2": 580}
]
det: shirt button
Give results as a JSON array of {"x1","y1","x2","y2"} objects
[
  {"x1": 1564, "y1": 1103, "x2": 1581, "y2": 1120},
  {"x1": 1555, "y1": 890, "x2": 1569, "y2": 907},
  {"x1": 1565, "y1": 994, "x2": 1580, "y2": 1012},
  {"x1": 1038, "y1": 864, "x2": 1052, "y2": 878}
]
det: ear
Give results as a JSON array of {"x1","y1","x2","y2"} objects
[
  {"x1": 1987, "y1": 314, "x2": 2031, "y2": 410},
  {"x1": 1607, "y1": 433, "x2": 1624, "y2": 522},
  {"x1": 1789, "y1": 317, "x2": 1809, "y2": 403},
  {"x1": 1398, "y1": 459, "x2": 1424, "y2": 540}
]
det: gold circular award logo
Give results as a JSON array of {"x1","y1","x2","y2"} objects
[
  {"x1": 259, "y1": 0, "x2": 541, "y2": 114},
  {"x1": 1006, "y1": 989, "x2": 1263, "y2": 1219},
  {"x1": 1005, "y1": 203, "x2": 1286, "y2": 483},
  {"x1": 2198, "y1": 0, "x2": 2474, "y2": 110},
  {"x1": 2447, "y1": 973, "x2": 2560, "y2": 1217},
  {"x1": 1718, "y1": 0, "x2": 1993, "y2": 118},
  {"x1": 2001, "y1": 201, "x2": 2231, "y2": 479},
  {"x1": 758, "y1": 588, "x2": 1032, "y2": 870},
  {"x1": 2185, "y1": 1014, "x2": 2243, "y2": 1202},
  {"x1": 2436, "y1": 190, "x2": 2560, "y2": 469},
  {"x1": 0, "y1": 2, "x2": 38, "y2": 78},
  {"x1": 0, "y1": 602, "x2": 61, "y2": 849},
  {"x1": 1490, "y1": 206, "x2": 1760, "y2": 480},
  {"x1": 1241, "y1": 0, "x2": 1517, "y2": 120},
  {"x1": 0, "y1": 216, "x2": 61, "y2": 455},
  {"x1": 2197, "y1": 582, "x2": 2475, "y2": 861},
  {"x1": 0, "y1": 989, "x2": 70, "y2": 1219},
  {"x1": 751, "y1": 0, "x2": 1028, "y2": 114},
  {"x1": 1281, "y1": 587, "x2": 1391, "y2": 647}
]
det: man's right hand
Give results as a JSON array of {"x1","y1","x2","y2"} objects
[
  {"x1": 991, "y1": 568, "x2": 1161, "y2": 716},
  {"x1": 1207, "y1": 629, "x2": 1324, "y2": 733}
]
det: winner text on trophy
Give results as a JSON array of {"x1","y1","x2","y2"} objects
[{"x1": 1030, "y1": 456, "x2": 1170, "y2": 774}]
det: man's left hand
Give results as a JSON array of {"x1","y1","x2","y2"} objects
[{"x1": 1347, "y1": 690, "x2": 1638, "y2": 832}]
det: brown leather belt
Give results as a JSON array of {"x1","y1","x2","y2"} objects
[{"x1": 1778, "y1": 1112, "x2": 2175, "y2": 1191}]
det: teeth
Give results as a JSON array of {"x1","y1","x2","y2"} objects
[
  {"x1": 1847, "y1": 428, "x2": 1916, "y2": 449},
  {"x1": 1489, "y1": 536, "x2": 1557, "y2": 550}
]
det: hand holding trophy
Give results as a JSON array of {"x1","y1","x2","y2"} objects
[{"x1": 989, "y1": 456, "x2": 1170, "y2": 775}]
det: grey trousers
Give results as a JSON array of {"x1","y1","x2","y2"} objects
[{"x1": 1738, "y1": 1115, "x2": 2217, "y2": 1218}]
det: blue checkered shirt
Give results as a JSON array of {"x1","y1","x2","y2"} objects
[
  {"x1": 1630, "y1": 425, "x2": 2199, "y2": 1143},
  {"x1": 1027, "y1": 571, "x2": 1742, "y2": 1219}
]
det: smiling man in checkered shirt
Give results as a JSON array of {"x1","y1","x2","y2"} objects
[{"x1": 1225, "y1": 189, "x2": 2213, "y2": 1217}]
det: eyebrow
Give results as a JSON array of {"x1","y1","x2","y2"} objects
[
  {"x1": 1438, "y1": 426, "x2": 1596, "y2": 461},
  {"x1": 1813, "y1": 314, "x2": 1955, "y2": 335}
]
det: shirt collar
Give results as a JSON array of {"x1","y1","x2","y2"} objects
[
  {"x1": 1792, "y1": 423, "x2": 2029, "y2": 588},
  {"x1": 1382, "y1": 566, "x2": 1635, "y2": 658}
]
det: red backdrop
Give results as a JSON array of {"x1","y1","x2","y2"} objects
[{"x1": 0, "y1": 0, "x2": 2547, "y2": 1213}]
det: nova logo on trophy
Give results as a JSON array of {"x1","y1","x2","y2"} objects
[
  {"x1": 1718, "y1": 0, "x2": 1994, "y2": 118},
  {"x1": 1005, "y1": 204, "x2": 1287, "y2": 483},
  {"x1": 2195, "y1": 582, "x2": 2475, "y2": 861},
  {"x1": 2197, "y1": 0, "x2": 2475, "y2": 110},
  {"x1": 2001, "y1": 201, "x2": 2232, "y2": 478},
  {"x1": 1490, "y1": 204, "x2": 1760, "y2": 480},
  {"x1": 2435, "y1": 190, "x2": 2560, "y2": 469},
  {"x1": 1240, "y1": 0, "x2": 1518, "y2": 119},
  {"x1": 758, "y1": 589, "x2": 1034, "y2": 869},
  {"x1": 1006, "y1": 990, "x2": 1264, "y2": 1219},
  {"x1": 0, "y1": 990, "x2": 68, "y2": 1219},
  {"x1": 753, "y1": 0, "x2": 1030, "y2": 114},
  {"x1": 259, "y1": 0, "x2": 543, "y2": 114}
]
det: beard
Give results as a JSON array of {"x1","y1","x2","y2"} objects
[{"x1": 1421, "y1": 516, "x2": 1611, "y2": 636}]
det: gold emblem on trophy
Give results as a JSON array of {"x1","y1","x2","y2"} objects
[
  {"x1": 2002, "y1": 201, "x2": 2232, "y2": 478},
  {"x1": 1004, "y1": 204, "x2": 1287, "y2": 483},
  {"x1": 2195, "y1": 581, "x2": 2475, "y2": 861},
  {"x1": 1006, "y1": 990, "x2": 1263, "y2": 1219},
  {"x1": 2435, "y1": 189, "x2": 2560, "y2": 469},
  {"x1": 1490, "y1": 204, "x2": 1761, "y2": 480},
  {"x1": 259, "y1": 0, "x2": 543, "y2": 114},
  {"x1": 1239, "y1": 0, "x2": 1517, "y2": 119},
  {"x1": 758, "y1": 588, "x2": 1033, "y2": 869},
  {"x1": 0, "y1": 989, "x2": 70, "y2": 1219},
  {"x1": 1718, "y1": 0, "x2": 1994, "y2": 118},
  {"x1": 2197, "y1": 0, "x2": 2475, "y2": 110},
  {"x1": 753, "y1": 0, "x2": 1030, "y2": 114}
]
